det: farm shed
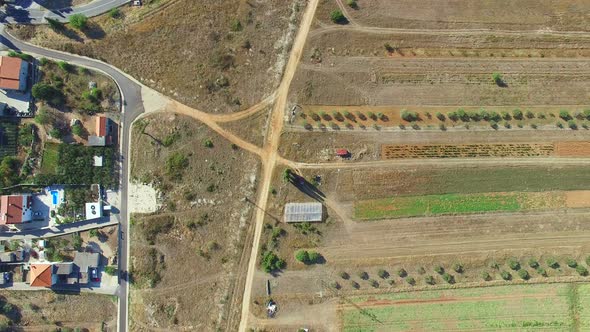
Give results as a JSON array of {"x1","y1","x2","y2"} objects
[{"x1": 284, "y1": 202, "x2": 323, "y2": 223}]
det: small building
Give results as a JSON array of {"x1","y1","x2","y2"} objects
[
  {"x1": 88, "y1": 135, "x2": 106, "y2": 146},
  {"x1": 73, "y1": 252, "x2": 100, "y2": 284},
  {"x1": 0, "y1": 56, "x2": 29, "y2": 92},
  {"x1": 0, "y1": 194, "x2": 33, "y2": 225},
  {"x1": 93, "y1": 155, "x2": 103, "y2": 167},
  {"x1": 53, "y1": 263, "x2": 78, "y2": 285},
  {"x1": 85, "y1": 202, "x2": 102, "y2": 220},
  {"x1": 30, "y1": 263, "x2": 55, "y2": 288},
  {"x1": 284, "y1": 202, "x2": 323, "y2": 223},
  {"x1": 0, "y1": 252, "x2": 15, "y2": 263}
]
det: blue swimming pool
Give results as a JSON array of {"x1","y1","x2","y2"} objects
[{"x1": 51, "y1": 191, "x2": 59, "y2": 205}]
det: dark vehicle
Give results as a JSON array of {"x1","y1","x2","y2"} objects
[{"x1": 90, "y1": 268, "x2": 100, "y2": 282}]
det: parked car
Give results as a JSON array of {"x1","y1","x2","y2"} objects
[{"x1": 90, "y1": 268, "x2": 100, "y2": 282}]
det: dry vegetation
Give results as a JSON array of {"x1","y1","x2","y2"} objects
[
  {"x1": 12, "y1": 0, "x2": 305, "y2": 114},
  {"x1": 129, "y1": 113, "x2": 260, "y2": 331},
  {"x1": 0, "y1": 290, "x2": 117, "y2": 331}
]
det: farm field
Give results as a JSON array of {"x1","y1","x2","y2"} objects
[
  {"x1": 320, "y1": 0, "x2": 590, "y2": 31},
  {"x1": 354, "y1": 191, "x2": 586, "y2": 220},
  {"x1": 341, "y1": 283, "x2": 577, "y2": 331},
  {"x1": 0, "y1": 120, "x2": 18, "y2": 159}
]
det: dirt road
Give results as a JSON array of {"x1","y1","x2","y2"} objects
[{"x1": 237, "y1": 0, "x2": 320, "y2": 330}]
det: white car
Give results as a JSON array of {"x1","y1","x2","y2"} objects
[{"x1": 132, "y1": 0, "x2": 142, "y2": 6}]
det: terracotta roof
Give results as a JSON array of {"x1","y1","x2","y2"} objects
[
  {"x1": 0, "y1": 195, "x2": 31, "y2": 224},
  {"x1": 30, "y1": 264, "x2": 53, "y2": 287},
  {"x1": 0, "y1": 57, "x2": 23, "y2": 90},
  {"x1": 96, "y1": 116, "x2": 108, "y2": 137},
  {"x1": 336, "y1": 149, "x2": 349, "y2": 156}
]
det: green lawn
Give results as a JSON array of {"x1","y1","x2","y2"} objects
[
  {"x1": 355, "y1": 191, "x2": 563, "y2": 220},
  {"x1": 343, "y1": 284, "x2": 575, "y2": 331},
  {"x1": 40, "y1": 142, "x2": 59, "y2": 174}
]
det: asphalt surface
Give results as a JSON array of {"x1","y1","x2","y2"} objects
[
  {"x1": 0, "y1": 29, "x2": 144, "y2": 332},
  {"x1": 1, "y1": 0, "x2": 131, "y2": 24}
]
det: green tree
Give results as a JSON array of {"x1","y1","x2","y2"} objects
[
  {"x1": 566, "y1": 258, "x2": 577, "y2": 268},
  {"x1": 49, "y1": 128, "x2": 63, "y2": 140},
  {"x1": 500, "y1": 270, "x2": 511, "y2": 280},
  {"x1": 434, "y1": 265, "x2": 444, "y2": 274},
  {"x1": 453, "y1": 263, "x2": 464, "y2": 273},
  {"x1": 32, "y1": 83, "x2": 63, "y2": 105},
  {"x1": 406, "y1": 277, "x2": 415, "y2": 285},
  {"x1": 108, "y1": 8, "x2": 121, "y2": 18},
  {"x1": 89, "y1": 229, "x2": 98, "y2": 237},
  {"x1": 518, "y1": 269, "x2": 530, "y2": 280},
  {"x1": 346, "y1": 0, "x2": 358, "y2": 8},
  {"x1": 559, "y1": 110, "x2": 571, "y2": 120},
  {"x1": 546, "y1": 258, "x2": 559, "y2": 269},
  {"x1": 282, "y1": 168, "x2": 292, "y2": 182},
  {"x1": 528, "y1": 258, "x2": 539, "y2": 268},
  {"x1": 69, "y1": 14, "x2": 88, "y2": 30},
  {"x1": 330, "y1": 10, "x2": 347, "y2": 24},
  {"x1": 492, "y1": 72, "x2": 503, "y2": 85},
  {"x1": 104, "y1": 265, "x2": 117, "y2": 276},
  {"x1": 203, "y1": 138, "x2": 213, "y2": 148},
  {"x1": 57, "y1": 61, "x2": 72, "y2": 72},
  {"x1": 425, "y1": 275, "x2": 435, "y2": 285},
  {"x1": 481, "y1": 271, "x2": 491, "y2": 281},
  {"x1": 576, "y1": 265, "x2": 588, "y2": 276},
  {"x1": 71, "y1": 123, "x2": 83, "y2": 136},
  {"x1": 512, "y1": 108, "x2": 523, "y2": 120},
  {"x1": 507, "y1": 258, "x2": 520, "y2": 270},
  {"x1": 377, "y1": 269, "x2": 388, "y2": 279},
  {"x1": 72, "y1": 232, "x2": 83, "y2": 250},
  {"x1": 295, "y1": 250, "x2": 310, "y2": 263},
  {"x1": 401, "y1": 110, "x2": 419, "y2": 122},
  {"x1": 397, "y1": 268, "x2": 407, "y2": 278}
]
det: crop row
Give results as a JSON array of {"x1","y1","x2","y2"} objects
[{"x1": 382, "y1": 143, "x2": 555, "y2": 159}]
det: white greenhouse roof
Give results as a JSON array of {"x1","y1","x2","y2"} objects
[{"x1": 284, "y1": 202, "x2": 323, "y2": 223}]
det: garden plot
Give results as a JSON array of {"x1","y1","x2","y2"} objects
[
  {"x1": 341, "y1": 283, "x2": 574, "y2": 331},
  {"x1": 354, "y1": 191, "x2": 587, "y2": 220},
  {"x1": 381, "y1": 143, "x2": 555, "y2": 159}
]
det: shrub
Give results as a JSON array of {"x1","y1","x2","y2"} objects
[
  {"x1": 447, "y1": 111, "x2": 459, "y2": 122},
  {"x1": 358, "y1": 271, "x2": 368, "y2": 280},
  {"x1": 576, "y1": 265, "x2": 588, "y2": 276},
  {"x1": 69, "y1": 14, "x2": 88, "y2": 30},
  {"x1": 46, "y1": 17, "x2": 64, "y2": 30},
  {"x1": 406, "y1": 277, "x2": 415, "y2": 285},
  {"x1": 559, "y1": 110, "x2": 571, "y2": 120},
  {"x1": 71, "y1": 124, "x2": 83, "y2": 136},
  {"x1": 346, "y1": 0, "x2": 357, "y2": 8},
  {"x1": 507, "y1": 258, "x2": 520, "y2": 270},
  {"x1": 104, "y1": 266, "x2": 117, "y2": 276},
  {"x1": 369, "y1": 279, "x2": 379, "y2": 288},
  {"x1": 453, "y1": 263, "x2": 464, "y2": 273},
  {"x1": 397, "y1": 268, "x2": 407, "y2": 278},
  {"x1": 425, "y1": 275, "x2": 435, "y2": 285},
  {"x1": 566, "y1": 258, "x2": 577, "y2": 268},
  {"x1": 384, "y1": 43, "x2": 395, "y2": 53},
  {"x1": 351, "y1": 280, "x2": 359, "y2": 289},
  {"x1": 401, "y1": 110, "x2": 419, "y2": 122},
  {"x1": 512, "y1": 109, "x2": 523, "y2": 120},
  {"x1": 525, "y1": 110, "x2": 535, "y2": 119},
  {"x1": 481, "y1": 271, "x2": 491, "y2": 281},
  {"x1": 203, "y1": 139, "x2": 214, "y2": 148},
  {"x1": 166, "y1": 152, "x2": 189, "y2": 180},
  {"x1": 556, "y1": 122, "x2": 564, "y2": 128},
  {"x1": 295, "y1": 250, "x2": 310, "y2": 263},
  {"x1": 546, "y1": 258, "x2": 559, "y2": 269},
  {"x1": 457, "y1": 108, "x2": 469, "y2": 122},
  {"x1": 417, "y1": 266, "x2": 426, "y2": 274},
  {"x1": 492, "y1": 72, "x2": 503, "y2": 85},
  {"x1": 308, "y1": 251, "x2": 322, "y2": 263},
  {"x1": 57, "y1": 61, "x2": 73, "y2": 72},
  {"x1": 339, "y1": 271, "x2": 349, "y2": 280},
  {"x1": 442, "y1": 273, "x2": 454, "y2": 284},
  {"x1": 500, "y1": 271, "x2": 511, "y2": 280},
  {"x1": 330, "y1": 10, "x2": 347, "y2": 24},
  {"x1": 536, "y1": 267, "x2": 547, "y2": 277},
  {"x1": 89, "y1": 229, "x2": 98, "y2": 237},
  {"x1": 35, "y1": 109, "x2": 51, "y2": 125},
  {"x1": 377, "y1": 269, "x2": 388, "y2": 279},
  {"x1": 261, "y1": 251, "x2": 283, "y2": 273},
  {"x1": 568, "y1": 120, "x2": 577, "y2": 130},
  {"x1": 108, "y1": 8, "x2": 121, "y2": 19},
  {"x1": 230, "y1": 19, "x2": 242, "y2": 32},
  {"x1": 435, "y1": 112, "x2": 445, "y2": 121},
  {"x1": 528, "y1": 258, "x2": 539, "y2": 269},
  {"x1": 434, "y1": 265, "x2": 444, "y2": 274},
  {"x1": 586, "y1": 256, "x2": 590, "y2": 266},
  {"x1": 518, "y1": 269, "x2": 530, "y2": 280}
]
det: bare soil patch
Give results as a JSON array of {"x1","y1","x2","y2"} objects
[
  {"x1": 555, "y1": 142, "x2": 590, "y2": 157},
  {"x1": 565, "y1": 191, "x2": 590, "y2": 208},
  {"x1": 129, "y1": 113, "x2": 260, "y2": 331},
  {"x1": 326, "y1": 0, "x2": 590, "y2": 31}
]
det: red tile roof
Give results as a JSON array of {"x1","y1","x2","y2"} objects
[
  {"x1": 30, "y1": 264, "x2": 53, "y2": 287},
  {"x1": 0, "y1": 57, "x2": 23, "y2": 90},
  {"x1": 0, "y1": 195, "x2": 31, "y2": 224},
  {"x1": 96, "y1": 116, "x2": 108, "y2": 137},
  {"x1": 336, "y1": 149, "x2": 349, "y2": 156}
]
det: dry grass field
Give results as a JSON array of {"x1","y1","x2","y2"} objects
[
  {"x1": 129, "y1": 114, "x2": 260, "y2": 331},
  {"x1": 12, "y1": 0, "x2": 304, "y2": 113}
]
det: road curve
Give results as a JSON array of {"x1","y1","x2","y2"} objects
[
  {"x1": 2, "y1": 0, "x2": 130, "y2": 24},
  {"x1": 0, "y1": 29, "x2": 143, "y2": 332}
]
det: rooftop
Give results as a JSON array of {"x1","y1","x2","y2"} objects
[
  {"x1": 284, "y1": 202, "x2": 323, "y2": 223},
  {"x1": 0, "y1": 195, "x2": 32, "y2": 224},
  {"x1": 73, "y1": 252, "x2": 100, "y2": 272},
  {"x1": 0, "y1": 56, "x2": 23, "y2": 90},
  {"x1": 30, "y1": 263, "x2": 53, "y2": 287}
]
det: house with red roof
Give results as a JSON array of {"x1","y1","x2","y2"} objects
[
  {"x1": 0, "y1": 56, "x2": 29, "y2": 92},
  {"x1": 29, "y1": 263, "x2": 55, "y2": 288},
  {"x1": 0, "y1": 194, "x2": 33, "y2": 225}
]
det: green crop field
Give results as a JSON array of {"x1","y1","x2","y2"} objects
[
  {"x1": 342, "y1": 284, "x2": 578, "y2": 331},
  {"x1": 578, "y1": 284, "x2": 590, "y2": 329},
  {"x1": 0, "y1": 120, "x2": 18, "y2": 159},
  {"x1": 354, "y1": 191, "x2": 565, "y2": 220},
  {"x1": 40, "y1": 142, "x2": 60, "y2": 174}
]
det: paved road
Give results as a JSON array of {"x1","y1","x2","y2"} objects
[
  {"x1": 1, "y1": 0, "x2": 130, "y2": 24},
  {"x1": 0, "y1": 29, "x2": 144, "y2": 332}
]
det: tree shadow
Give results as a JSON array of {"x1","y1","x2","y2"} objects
[
  {"x1": 286, "y1": 173, "x2": 325, "y2": 202},
  {"x1": 82, "y1": 22, "x2": 106, "y2": 40}
]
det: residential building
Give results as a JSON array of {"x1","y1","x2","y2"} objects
[
  {"x1": 30, "y1": 263, "x2": 55, "y2": 287},
  {"x1": 85, "y1": 202, "x2": 102, "y2": 220},
  {"x1": 53, "y1": 263, "x2": 78, "y2": 285},
  {"x1": 284, "y1": 202, "x2": 324, "y2": 223},
  {"x1": 88, "y1": 116, "x2": 112, "y2": 147},
  {"x1": 73, "y1": 252, "x2": 99, "y2": 284},
  {"x1": 0, "y1": 56, "x2": 29, "y2": 92},
  {"x1": 0, "y1": 194, "x2": 33, "y2": 225}
]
